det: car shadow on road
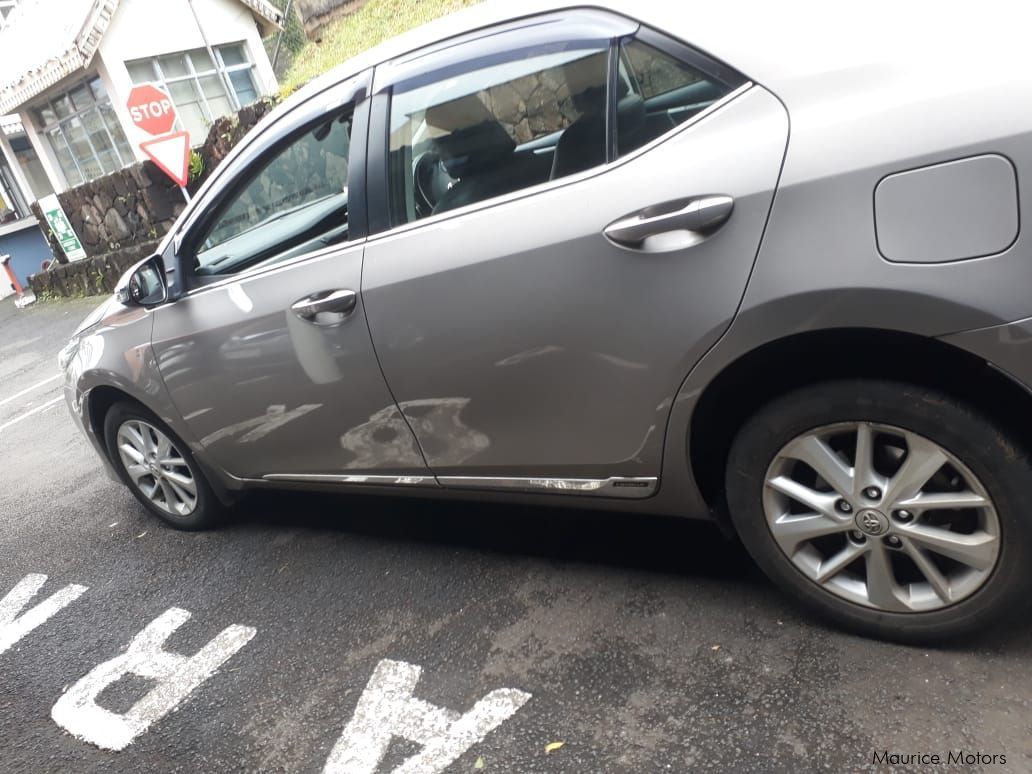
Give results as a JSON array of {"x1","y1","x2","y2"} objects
[
  {"x1": 230, "y1": 489, "x2": 1032, "y2": 651},
  {"x1": 234, "y1": 489, "x2": 760, "y2": 584}
]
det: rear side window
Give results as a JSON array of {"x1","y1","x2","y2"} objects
[
  {"x1": 383, "y1": 19, "x2": 746, "y2": 227},
  {"x1": 616, "y1": 39, "x2": 736, "y2": 158},
  {"x1": 387, "y1": 44, "x2": 609, "y2": 225}
]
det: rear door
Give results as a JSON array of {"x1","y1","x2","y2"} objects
[
  {"x1": 151, "y1": 72, "x2": 431, "y2": 485},
  {"x1": 360, "y1": 11, "x2": 789, "y2": 495}
]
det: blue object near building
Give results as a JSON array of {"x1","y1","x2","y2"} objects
[{"x1": 0, "y1": 221, "x2": 53, "y2": 288}]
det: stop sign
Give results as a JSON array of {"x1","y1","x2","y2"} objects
[{"x1": 126, "y1": 84, "x2": 178, "y2": 136}]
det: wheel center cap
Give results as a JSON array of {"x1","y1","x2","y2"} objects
[{"x1": 855, "y1": 509, "x2": 890, "y2": 536}]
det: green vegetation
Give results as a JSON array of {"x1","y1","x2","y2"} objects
[
  {"x1": 280, "y1": 0, "x2": 482, "y2": 94},
  {"x1": 188, "y1": 150, "x2": 205, "y2": 182}
]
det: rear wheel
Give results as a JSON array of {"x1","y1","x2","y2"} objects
[
  {"x1": 103, "y1": 402, "x2": 222, "y2": 530},
  {"x1": 725, "y1": 379, "x2": 1032, "y2": 642}
]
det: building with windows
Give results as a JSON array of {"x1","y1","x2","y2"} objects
[
  {"x1": 1, "y1": 114, "x2": 53, "y2": 293},
  {"x1": 0, "y1": 0, "x2": 282, "y2": 289}
]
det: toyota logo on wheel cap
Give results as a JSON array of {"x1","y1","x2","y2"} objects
[{"x1": 855, "y1": 509, "x2": 890, "y2": 536}]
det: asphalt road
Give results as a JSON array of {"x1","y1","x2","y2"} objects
[{"x1": 1, "y1": 294, "x2": 1030, "y2": 773}]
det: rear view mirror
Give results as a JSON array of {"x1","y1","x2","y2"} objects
[{"x1": 117, "y1": 255, "x2": 167, "y2": 307}]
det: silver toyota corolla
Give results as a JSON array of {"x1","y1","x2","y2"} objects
[{"x1": 60, "y1": 0, "x2": 1032, "y2": 641}]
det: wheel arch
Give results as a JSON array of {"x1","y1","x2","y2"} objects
[
  {"x1": 86, "y1": 385, "x2": 135, "y2": 446},
  {"x1": 83, "y1": 383, "x2": 240, "y2": 506},
  {"x1": 79, "y1": 384, "x2": 143, "y2": 472},
  {"x1": 689, "y1": 327, "x2": 1032, "y2": 510}
]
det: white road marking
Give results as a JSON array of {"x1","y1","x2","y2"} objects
[
  {"x1": 323, "y1": 659, "x2": 530, "y2": 774},
  {"x1": 0, "y1": 574, "x2": 88, "y2": 656},
  {"x1": 0, "y1": 396, "x2": 64, "y2": 432},
  {"x1": 0, "y1": 374, "x2": 61, "y2": 407},
  {"x1": 51, "y1": 607, "x2": 256, "y2": 751}
]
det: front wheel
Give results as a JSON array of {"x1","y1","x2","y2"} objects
[
  {"x1": 103, "y1": 401, "x2": 223, "y2": 530},
  {"x1": 726, "y1": 379, "x2": 1032, "y2": 642}
]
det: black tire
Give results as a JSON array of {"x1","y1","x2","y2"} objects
[
  {"x1": 103, "y1": 401, "x2": 223, "y2": 530},
  {"x1": 725, "y1": 379, "x2": 1032, "y2": 643}
]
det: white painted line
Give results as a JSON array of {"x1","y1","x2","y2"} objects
[
  {"x1": 0, "y1": 574, "x2": 88, "y2": 656},
  {"x1": 323, "y1": 659, "x2": 531, "y2": 773},
  {"x1": 51, "y1": 607, "x2": 257, "y2": 751},
  {"x1": 0, "y1": 396, "x2": 64, "y2": 432},
  {"x1": 0, "y1": 374, "x2": 60, "y2": 408}
]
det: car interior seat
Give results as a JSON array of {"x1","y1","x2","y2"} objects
[
  {"x1": 549, "y1": 93, "x2": 648, "y2": 180},
  {"x1": 431, "y1": 119, "x2": 551, "y2": 214}
]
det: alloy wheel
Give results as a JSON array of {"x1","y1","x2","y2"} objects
[
  {"x1": 762, "y1": 421, "x2": 1000, "y2": 613},
  {"x1": 115, "y1": 420, "x2": 198, "y2": 517}
]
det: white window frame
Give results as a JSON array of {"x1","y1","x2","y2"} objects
[
  {"x1": 125, "y1": 43, "x2": 260, "y2": 133},
  {"x1": 32, "y1": 76, "x2": 133, "y2": 187}
]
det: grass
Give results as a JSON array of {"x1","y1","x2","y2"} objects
[{"x1": 280, "y1": 0, "x2": 483, "y2": 94}]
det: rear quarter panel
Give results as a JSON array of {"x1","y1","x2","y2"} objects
[{"x1": 652, "y1": 30, "x2": 1032, "y2": 518}]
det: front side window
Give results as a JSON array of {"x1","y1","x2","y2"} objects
[
  {"x1": 32, "y1": 77, "x2": 134, "y2": 186},
  {"x1": 387, "y1": 44, "x2": 609, "y2": 225},
  {"x1": 126, "y1": 43, "x2": 260, "y2": 141},
  {"x1": 191, "y1": 108, "x2": 353, "y2": 277}
]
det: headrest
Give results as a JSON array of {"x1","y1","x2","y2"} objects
[{"x1": 434, "y1": 119, "x2": 516, "y2": 178}]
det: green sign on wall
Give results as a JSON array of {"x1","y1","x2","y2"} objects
[{"x1": 38, "y1": 194, "x2": 87, "y2": 262}]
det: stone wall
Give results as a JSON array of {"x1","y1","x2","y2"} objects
[
  {"x1": 294, "y1": 0, "x2": 368, "y2": 35},
  {"x1": 29, "y1": 241, "x2": 161, "y2": 299},
  {"x1": 59, "y1": 164, "x2": 187, "y2": 259},
  {"x1": 188, "y1": 99, "x2": 277, "y2": 194}
]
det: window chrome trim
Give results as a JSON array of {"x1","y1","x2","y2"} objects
[
  {"x1": 366, "y1": 82, "x2": 753, "y2": 246},
  {"x1": 263, "y1": 473, "x2": 437, "y2": 487},
  {"x1": 438, "y1": 476, "x2": 657, "y2": 498}
]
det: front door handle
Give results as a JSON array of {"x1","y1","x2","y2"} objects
[
  {"x1": 291, "y1": 289, "x2": 357, "y2": 325},
  {"x1": 604, "y1": 195, "x2": 734, "y2": 248}
]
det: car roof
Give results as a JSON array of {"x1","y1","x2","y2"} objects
[
  {"x1": 288, "y1": 0, "x2": 1032, "y2": 109},
  {"x1": 168, "y1": 0, "x2": 1031, "y2": 248}
]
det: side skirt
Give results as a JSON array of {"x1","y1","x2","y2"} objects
[{"x1": 260, "y1": 474, "x2": 658, "y2": 499}]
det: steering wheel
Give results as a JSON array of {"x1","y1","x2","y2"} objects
[{"x1": 413, "y1": 151, "x2": 455, "y2": 218}]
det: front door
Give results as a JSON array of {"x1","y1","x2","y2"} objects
[
  {"x1": 361, "y1": 15, "x2": 789, "y2": 490},
  {"x1": 151, "y1": 74, "x2": 429, "y2": 483}
]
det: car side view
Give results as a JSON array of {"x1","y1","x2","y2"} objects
[{"x1": 60, "y1": 0, "x2": 1032, "y2": 642}]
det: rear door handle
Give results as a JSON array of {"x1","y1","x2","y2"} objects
[
  {"x1": 604, "y1": 195, "x2": 734, "y2": 248},
  {"x1": 291, "y1": 289, "x2": 357, "y2": 325}
]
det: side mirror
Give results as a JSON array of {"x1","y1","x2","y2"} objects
[{"x1": 116, "y1": 255, "x2": 168, "y2": 307}]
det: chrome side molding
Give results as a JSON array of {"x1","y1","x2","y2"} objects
[
  {"x1": 262, "y1": 473, "x2": 437, "y2": 486},
  {"x1": 437, "y1": 476, "x2": 658, "y2": 498},
  {"x1": 261, "y1": 473, "x2": 658, "y2": 498}
]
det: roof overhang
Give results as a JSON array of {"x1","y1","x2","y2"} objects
[
  {"x1": 0, "y1": 0, "x2": 282, "y2": 115},
  {"x1": 236, "y1": 0, "x2": 284, "y2": 37},
  {"x1": 1, "y1": 114, "x2": 24, "y2": 136},
  {"x1": 0, "y1": 0, "x2": 120, "y2": 115}
]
